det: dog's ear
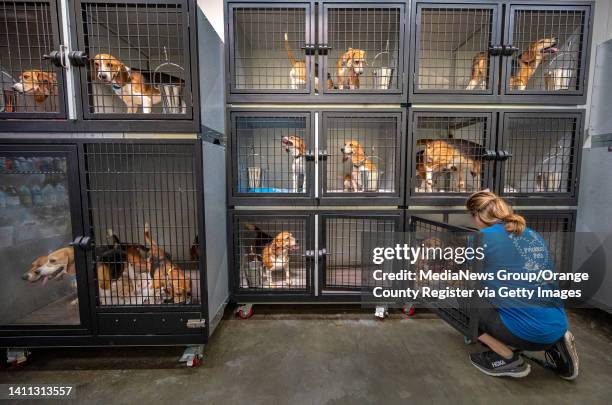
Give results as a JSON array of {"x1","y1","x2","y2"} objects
[
  {"x1": 521, "y1": 48, "x2": 537, "y2": 64},
  {"x1": 31, "y1": 71, "x2": 47, "y2": 102},
  {"x1": 90, "y1": 57, "x2": 99, "y2": 82},
  {"x1": 344, "y1": 48, "x2": 354, "y2": 67},
  {"x1": 297, "y1": 137, "x2": 306, "y2": 156},
  {"x1": 113, "y1": 60, "x2": 130, "y2": 84}
]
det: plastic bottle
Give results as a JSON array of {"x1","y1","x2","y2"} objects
[
  {"x1": 18, "y1": 185, "x2": 33, "y2": 207},
  {"x1": 5, "y1": 186, "x2": 20, "y2": 206}
]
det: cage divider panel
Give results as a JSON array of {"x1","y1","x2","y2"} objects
[
  {"x1": 412, "y1": 2, "x2": 499, "y2": 95},
  {"x1": 320, "y1": 2, "x2": 405, "y2": 94},
  {"x1": 228, "y1": 2, "x2": 313, "y2": 94},
  {"x1": 498, "y1": 112, "x2": 582, "y2": 203},
  {"x1": 0, "y1": 0, "x2": 66, "y2": 118},
  {"x1": 76, "y1": 0, "x2": 193, "y2": 119},
  {"x1": 233, "y1": 213, "x2": 312, "y2": 295},
  {"x1": 83, "y1": 142, "x2": 201, "y2": 310},
  {"x1": 230, "y1": 111, "x2": 314, "y2": 202},
  {"x1": 409, "y1": 111, "x2": 494, "y2": 202},
  {"x1": 321, "y1": 111, "x2": 402, "y2": 200},
  {"x1": 320, "y1": 213, "x2": 400, "y2": 293},
  {"x1": 502, "y1": 4, "x2": 590, "y2": 96}
]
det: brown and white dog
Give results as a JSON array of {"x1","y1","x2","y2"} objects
[
  {"x1": 282, "y1": 135, "x2": 307, "y2": 192},
  {"x1": 336, "y1": 48, "x2": 366, "y2": 90},
  {"x1": 92, "y1": 53, "x2": 161, "y2": 114},
  {"x1": 341, "y1": 140, "x2": 378, "y2": 192},
  {"x1": 284, "y1": 33, "x2": 334, "y2": 92},
  {"x1": 467, "y1": 38, "x2": 558, "y2": 91},
  {"x1": 12, "y1": 70, "x2": 58, "y2": 103},
  {"x1": 262, "y1": 231, "x2": 299, "y2": 287},
  {"x1": 22, "y1": 247, "x2": 78, "y2": 305},
  {"x1": 416, "y1": 138, "x2": 484, "y2": 192},
  {"x1": 144, "y1": 223, "x2": 192, "y2": 304}
]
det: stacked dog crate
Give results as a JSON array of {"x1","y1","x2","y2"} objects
[
  {"x1": 225, "y1": 0, "x2": 592, "y2": 317},
  {"x1": 0, "y1": 0, "x2": 228, "y2": 351}
]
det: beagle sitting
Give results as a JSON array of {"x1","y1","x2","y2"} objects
[
  {"x1": 336, "y1": 48, "x2": 366, "y2": 90},
  {"x1": 262, "y1": 231, "x2": 299, "y2": 287},
  {"x1": 12, "y1": 70, "x2": 58, "y2": 103},
  {"x1": 92, "y1": 53, "x2": 161, "y2": 114},
  {"x1": 341, "y1": 140, "x2": 378, "y2": 192},
  {"x1": 282, "y1": 135, "x2": 307, "y2": 193}
]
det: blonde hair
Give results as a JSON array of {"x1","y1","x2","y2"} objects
[{"x1": 466, "y1": 191, "x2": 526, "y2": 236}]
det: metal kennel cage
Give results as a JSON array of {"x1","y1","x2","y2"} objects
[
  {"x1": 76, "y1": 0, "x2": 194, "y2": 119},
  {"x1": 0, "y1": 0, "x2": 65, "y2": 118},
  {"x1": 409, "y1": 215, "x2": 482, "y2": 340},
  {"x1": 497, "y1": 111, "x2": 583, "y2": 205},
  {"x1": 408, "y1": 110, "x2": 495, "y2": 205},
  {"x1": 231, "y1": 211, "x2": 312, "y2": 300},
  {"x1": 320, "y1": 110, "x2": 405, "y2": 205},
  {"x1": 229, "y1": 110, "x2": 314, "y2": 205}
]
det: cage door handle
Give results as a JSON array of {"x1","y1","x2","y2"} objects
[
  {"x1": 305, "y1": 150, "x2": 316, "y2": 161},
  {"x1": 300, "y1": 44, "x2": 316, "y2": 55},
  {"x1": 318, "y1": 149, "x2": 328, "y2": 160},
  {"x1": 68, "y1": 51, "x2": 89, "y2": 67},
  {"x1": 70, "y1": 236, "x2": 92, "y2": 250},
  {"x1": 482, "y1": 150, "x2": 498, "y2": 161},
  {"x1": 496, "y1": 150, "x2": 513, "y2": 161},
  {"x1": 502, "y1": 45, "x2": 520, "y2": 56},
  {"x1": 318, "y1": 248, "x2": 331, "y2": 257},
  {"x1": 43, "y1": 49, "x2": 65, "y2": 68},
  {"x1": 301, "y1": 250, "x2": 316, "y2": 258},
  {"x1": 487, "y1": 45, "x2": 503, "y2": 56},
  {"x1": 318, "y1": 44, "x2": 332, "y2": 55}
]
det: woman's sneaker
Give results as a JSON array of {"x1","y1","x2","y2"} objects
[
  {"x1": 544, "y1": 330, "x2": 579, "y2": 380},
  {"x1": 470, "y1": 350, "x2": 531, "y2": 378}
]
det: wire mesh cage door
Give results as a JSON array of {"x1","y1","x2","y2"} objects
[
  {"x1": 503, "y1": 4, "x2": 591, "y2": 96},
  {"x1": 230, "y1": 111, "x2": 313, "y2": 203},
  {"x1": 321, "y1": 111, "x2": 403, "y2": 203},
  {"x1": 320, "y1": 2, "x2": 405, "y2": 95},
  {"x1": 232, "y1": 213, "x2": 312, "y2": 297},
  {"x1": 412, "y1": 3, "x2": 500, "y2": 96},
  {"x1": 498, "y1": 112, "x2": 582, "y2": 203},
  {"x1": 320, "y1": 213, "x2": 400, "y2": 294},
  {"x1": 0, "y1": 0, "x2": 66, "y2": 118},
  {"x1": 409, "y1": 216, "x2": 481, "y2": 340},
  {"x1": 409, "y1": 111, "x2": 495, "y2": 203},
  {"x1": 228, "y1": 2, "x2": 314, "y2": 95},
  {"x1": 76, "y1": 0, "x2": 193, "y2": 119},
  {"x1": 83, "y1": 142, "x2": 202, "y2": 312}
]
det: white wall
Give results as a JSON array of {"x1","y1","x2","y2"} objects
[{"x1": 198, "y1": 0, "x2": 225, "y2": 42}]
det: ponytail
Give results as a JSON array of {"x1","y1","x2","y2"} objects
[{"x1": 466, "y1": 191, "x2": 526, "y2": 236}]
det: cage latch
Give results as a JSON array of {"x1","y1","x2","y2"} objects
[
  {"x1": 318, "y1": 44, "x2": 332, "y2": 55},
  {"x1": 43, "y1": 50, "x2": 65, "y2": 68},
  {"x1": 68, "y1": 51, "x2": 89, "y2": 67},
  {"x1": 70, "y1": 236, "x2": 92, "y2": 250},
  {"x1": 186, "y1": 319, "x2": 206, "y2": 329},
  {"x1": 496, "y1": 150, "x2": 513, "y2": 161},
  {"x1": 301, "y1": 250, "x2": 316, "y2": 258},
  {"x1": 300, "y1": 44, "x2": 316, "y2": 55},
  {"x1": 318, "y1": 149, "x2": 328, "y2": 160},
  {"x1": 502, "y1": 45, "x2": 520, "y2": 56},
  {"x1": 305, "y1": 150, "x2": 316, "y2": 161},
  {"x1": 487, "y1": 45, "x2": 503, "y2": 56},
  {"x1": 482, "y1": 150, "x2": 498, "y2": 160},
  {"x1": 318, "y1": 248, "x2": 330, "y2": 257}
]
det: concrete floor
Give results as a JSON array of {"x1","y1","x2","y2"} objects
[{"x1": 1, "y1": 307, "x2": 611, "y2": 405}]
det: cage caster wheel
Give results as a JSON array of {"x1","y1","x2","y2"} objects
[
  {"x1": 236, "y1": 304, "x2": 254, "y2": 319},
  {"x1": 401, "y1": 304, "x2": 416, "y2": 317},
  {"x1": 374, "y1": 306, "x2": 388, "y2": 320},
  {"x1": 187, "y1": 355, "x2": 204, "y2": 368},
  {"x1": 464, "y1": 336, "x2": 475, "y2": 345}
]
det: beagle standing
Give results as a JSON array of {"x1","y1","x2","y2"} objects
[
  {"x1": 341, "y1": 140, "x2": 378, "y2": 192},
  {"x1": 92, "y1": 53, "x2": 161, "y2": 114},
  {"x1": 12, "y1": 70, "x2": 58, "y2": 103},
  {"x1": 284, "y1": 33, "x2": 334, "y2": 92},
  {"x1": 262, "y1": 231, "x2": 299, "y2": 287},
  {"x1": 282, "y1": 135, "x2": 307, "y2": 193}
]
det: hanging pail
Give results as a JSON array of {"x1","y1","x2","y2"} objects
[
  {"x1": 248, "y1": 167, "x2": 262, "y2": 189},
  {"x1": 373, "y1": 67, "x2": 394, "y2": 89},
  {"x1": 245, "y1": 260, "x2": 263, "y2": 288},
  {"x1": 544, "y1": 68, "x2": 572, "y2": 91},
  {"x1": 360, "y1": 170, "x2": 381, "y2": 192}
]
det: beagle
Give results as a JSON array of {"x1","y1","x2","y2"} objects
[
  {"x1": 12, "y1": 70, "x2": 57, "y2": 103},
  {"x1": 336, "y1": 48, "x2": 366, "y2": 90},
  {"x1": 467, "y1": 38, "x2": 558, "y2": 91},
  {"x1": 262, "y1": 231, "x2": 299, "y2": 287},
  {"x1": 22, "y1": 247, "x2": 78, "y2": 305},
  {"x1": 144, "y1": 223, "x2": 192, "y2": 304},
  {"x1": 282, "y1": 135, "x2": 307, "y2": 193},
  {"x1": 341, "y1": 140, "x2": 378, "y2": 192},
  {"x1": 92, "y1": 53, "x2": 161, "y2": 114},
  {"x1": 415, "y1": 138, "x2": 484, "y2": 193},
  {"x1": 284, "y1": 33, "x2": 334, "y2": 92}
]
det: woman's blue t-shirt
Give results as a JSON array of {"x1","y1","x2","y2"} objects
[{"x1": 480, "y1": 223, "x2": 568, "y2": 344}]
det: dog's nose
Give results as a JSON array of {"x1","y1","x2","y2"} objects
[
  {"x1": 98, "y1": 72, "x2": 106, "y2": 80},
  {"x1": 341, "y1": 147, "x2": 345, "y2": 153},
  {"x1": 12, "y1": 83, "x2": 22, "y2": 92},
  {"x1": 22, "y1": 273, "x2": 30, "y2": 280}
]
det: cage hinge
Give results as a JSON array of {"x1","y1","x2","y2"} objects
[
  {"x1": 300, "y1": 44, "x2": 316, "y2": 55},
  {"x1": 305, "y1": 150, "x2": 316, "y2": 161},
  {"x1": 496, "y1": 150, "x2": 513, "y2": 161},
  {"x1": 502, "y1": 45, "x2": 520, "y2": 56},
  {"x1": 318, "y1": 44, "x2": 332, "y2": 55},
  {"x1": 482, "y1": 150, "x2": 498, "y2": 160},
  {"x1": 70, "y1": 236, "x2": 92, "y2": 250},
  {"x1": 318, "y1": 149, "x2": 328, "y2": 160},
  {"x1": 487, "y1": 45, "x2": 503, "y2": 56},
  {"x1": 186, "y1": 318, "x2": 206, "y2": 329}
]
